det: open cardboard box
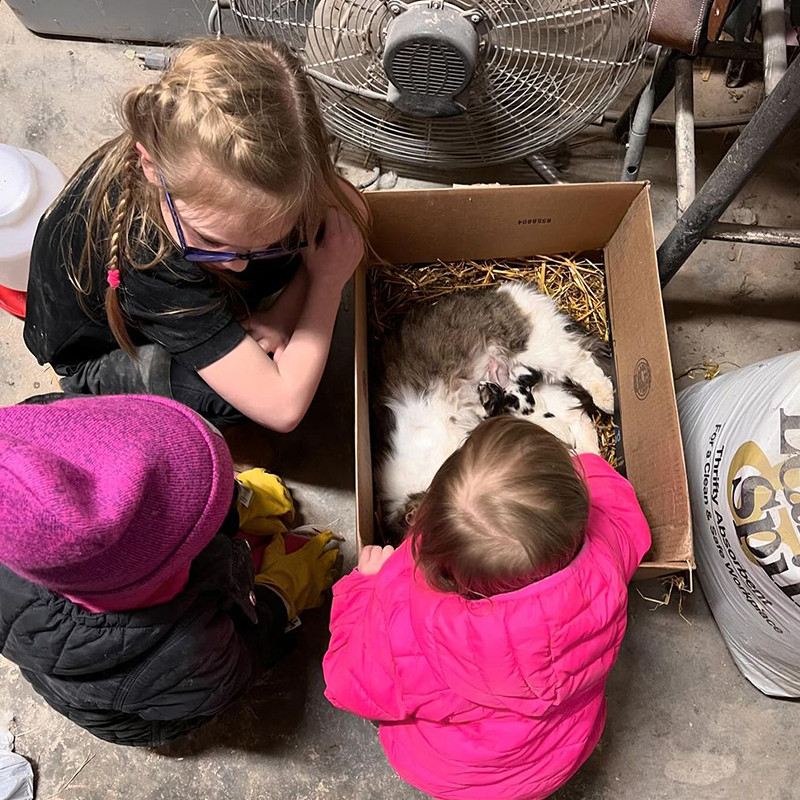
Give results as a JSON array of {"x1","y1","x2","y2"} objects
[{"x1": 354, "y1": 181, "x2": 693, "y2": 577}]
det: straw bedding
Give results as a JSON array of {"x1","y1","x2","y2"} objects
[{"x1": 367, "y1": 253, "x2": 620, "y2": 468}]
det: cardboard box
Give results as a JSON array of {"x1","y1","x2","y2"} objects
[{"x1": 355, "y1": 181, "x2": 693, "y2": 576}]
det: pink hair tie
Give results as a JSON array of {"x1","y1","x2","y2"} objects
[{"x1": 107, "y1": 270, "x2": 121, "y2": 289}]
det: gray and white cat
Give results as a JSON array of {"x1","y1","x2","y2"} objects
[{"x1": 374, "y1": 282, "x2": 613, "y2": 538}]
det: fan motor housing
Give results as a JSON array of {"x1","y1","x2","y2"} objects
[{"x1": 383, "y1": 3, "x2": 479, "y2": 118}]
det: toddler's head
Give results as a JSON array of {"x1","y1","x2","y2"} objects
[{"x1": 411, "y1": 416, "x2": 589, "y2": 598}]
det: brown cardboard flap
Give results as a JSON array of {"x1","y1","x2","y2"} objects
[
  {"x1": 605, "y1": 190, "x2": 692, "y2": 565},
  {"x1": 648, "y1": 523, "x2": 694, "y2": 564},
  {"x1": 366, "y1": 183, "x2": 645, "y2": 264},
  {"x1": 354, "y1": 265, "x2": 374, "y2": 550}
]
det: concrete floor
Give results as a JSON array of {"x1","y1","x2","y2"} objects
[{"x1": 1, "y1": 5, "x2": 800, "y2": 799}]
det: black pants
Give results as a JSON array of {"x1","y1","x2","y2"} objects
[{"x1": 57, "y1": 345, "x2": 245, "y2": 428}]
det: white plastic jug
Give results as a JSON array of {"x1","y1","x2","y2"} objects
[{"x1": 0, "y1": 144, "x2": 65, "y2": 292}]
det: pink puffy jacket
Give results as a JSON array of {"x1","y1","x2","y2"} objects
[{"x1": 323, "y1": 454, "x2": 651, "y2": 800}]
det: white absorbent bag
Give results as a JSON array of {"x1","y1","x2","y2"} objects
[{"x1": 678, "y1": 351, "x2": 800, "y2": 697}]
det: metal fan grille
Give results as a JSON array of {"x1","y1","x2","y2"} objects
[
  {"x1": 231, "y1": 0, "x2": 649, "y2": 168},
  {"x1": 391, "y1": 42, "x2": 469, "y2": 96}
]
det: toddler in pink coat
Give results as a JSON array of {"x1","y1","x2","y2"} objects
[{"x1": 323, "y1": 416, "x2": 651, "y2": 800}]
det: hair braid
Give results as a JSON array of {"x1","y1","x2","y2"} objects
[
  {"x1": 104, "y1": 145, "x2": 139, "y2": 357},
  {"x1": 56, "y1": 38, "x2": 371, "y2": 360}
]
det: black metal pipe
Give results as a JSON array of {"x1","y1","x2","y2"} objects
[
  {"x1": 657, "y1": 55, "x2": 800, "y2": 286},
  {"x1": 704, "y1": 41, "x2": 762, "y2": 60},
  {"x1": 703, "y1": 41, "x2": 797, "y2": 61},
  {"x1": 526, "y1": 153, "x2": 564, "y2": 184}
]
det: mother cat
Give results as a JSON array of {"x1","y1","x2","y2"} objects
[{"x1": 374, "y1": 282, "x2": 614, "y2": 538}]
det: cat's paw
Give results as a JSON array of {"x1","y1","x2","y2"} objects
[{"x1": 589, "y1": 377, "x2": 615, "y2": 415}]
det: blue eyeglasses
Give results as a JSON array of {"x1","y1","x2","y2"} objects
[{"x1": 160, "y1": 176, "x2": 307, "y2": 263}]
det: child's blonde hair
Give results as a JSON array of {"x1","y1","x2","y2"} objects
[
  {"x1": 60, "y1": 37, "x2": 366, "y2": 356},
  {"x1": 411, "y1": 416, "x2": 589, "y2": 598}
]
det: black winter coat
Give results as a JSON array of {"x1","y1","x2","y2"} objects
[{"x1": 0, "y1": 503, "x2": 289, "y2": 747}]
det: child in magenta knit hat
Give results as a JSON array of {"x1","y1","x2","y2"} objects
[{"x1": 0, "y1": 393, "x2": 338, "y2": 746}]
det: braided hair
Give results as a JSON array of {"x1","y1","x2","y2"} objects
[
  {"x1": 103, "y1": 145, "x2": 137, "y2": 352},
  {"x1": 56, "y1": 37, "x2": 369, "y2": 357}
]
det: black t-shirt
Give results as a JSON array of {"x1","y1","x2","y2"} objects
[{"x1": 24, "y1": 164, "x2": 300, "y2": 375}]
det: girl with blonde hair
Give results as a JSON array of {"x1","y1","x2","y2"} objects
[{"x1": 25, "y1": 37, "x2": 367, "y2": 429}]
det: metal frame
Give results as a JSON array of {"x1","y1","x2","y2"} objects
[
  {"x1": 617, "y1": 1, "x2": 800, "y2": 285},
  {"x1": 761, "y1": 0, "x2": 788, "y2": 92},
  {"x1": 658, "y1": 51, "x2": 800, "y2": 284},
  {"x1": 673, "y1": 56, "x2": 695, "y2": 216}
]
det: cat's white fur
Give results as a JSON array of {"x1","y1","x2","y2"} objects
[
  {"x1": 497, "y1": 283, "x2": 614, "y2": 414},
  {"x1": 378, "y1": 382, "x2": 469, "y2": 521},
  {"x1": 378, "y1": 284, "x2": 613, "y2": 523},
  {"x1": 526, "y1": 382, "x2": 601, "y2": 456}
]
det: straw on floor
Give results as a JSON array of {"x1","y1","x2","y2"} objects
[{"x1": 368, "y1": 253, "x2": 619, "y2": 468}]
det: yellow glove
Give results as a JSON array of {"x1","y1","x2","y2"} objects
[
  {"x1": 255, "y1": 530, "x2": 340, "y2": 619},
  {"x1": 236, "y1": 468, "x2": 295, "y2": 537}
]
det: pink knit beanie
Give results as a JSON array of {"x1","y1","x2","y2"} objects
[{"x1": 0, "y1": 395, "x2": 234, "y2": 608}]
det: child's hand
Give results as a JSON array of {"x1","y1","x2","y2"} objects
[
  {"x1": 305, "y1": 205, "x2": 364, "y2": 291},
  {"x1": 242, "y1": 313, "x2": 290, "y2": 360},
  {"x1": 358, "y1": 545, "x2": 395, "y2": 576}
]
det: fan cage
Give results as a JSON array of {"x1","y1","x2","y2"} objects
[
  {"x1": 231, "y1": 0, "x2": 649, "y2": 168},
  {"x1": 389, "y1": 41, "x2": 470, "y2": 96}
]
